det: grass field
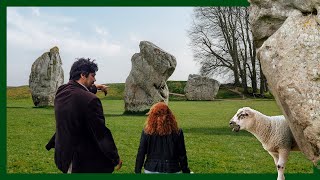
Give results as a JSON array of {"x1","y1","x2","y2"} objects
[{"x1": 6, "y1": 85, "x2": 313, "y2": 174}]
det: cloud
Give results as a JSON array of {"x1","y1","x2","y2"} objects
[
  {"x1": 6, "y1": 7, "x2": 203, "y2": 86},
  {"x1": 7, "y1": 8, "x2": 122, "y2": 56},
  {"x1": 7, "y1": 8, "x2": 124, "y2": 86},
  {"x1": 129, "y1": 33, "x2": 144, "y2": 44},
  {"x1": 95, "y1": 26, "x2": 109, "y2": 36},
  {"x1": 31, "y1": 7, "x2": 40, "y2": 16}
]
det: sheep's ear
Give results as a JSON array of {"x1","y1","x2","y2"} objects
[{"x1": 242, "y1": 108, "x2": 253, "y2": 117}]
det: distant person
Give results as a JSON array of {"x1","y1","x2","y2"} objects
[
  {"x1": 46, "y1": 58, "x2": 122, "y2": 173},
  {"x1": 134, "y1": 102, "x2": 191, "y2": 174}
]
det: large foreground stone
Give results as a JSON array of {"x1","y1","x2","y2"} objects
[
  {"x1": 254, "y1": 5, "x2": 320, "y2": 165},
  {"x1": 29, "y1": 47, "x2": 64, "y2": 106},
  {"x1": 184, "y1": 74, "x2": 220, "y2": 101},
  {"x1": 124, "y1": 41, "x2": 176, "y2": 113},
  {"x1": 249, "y1": 0, "x2": 320, "y2": 48}
]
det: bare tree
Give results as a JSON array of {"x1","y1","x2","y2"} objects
[
  {"x1": 188, "y1": 7, "x2": 261, "y2": 94},
  {"x1": 189, "y1": 7, "x2": 241, "y2": 86},
  {"x1": 236, "y1": 7, "x2": 258, "y2": 93}
]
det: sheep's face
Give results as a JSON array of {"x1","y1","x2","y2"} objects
[{"x1": 229, "y1": 107, "x2": 255, "y2": 132}]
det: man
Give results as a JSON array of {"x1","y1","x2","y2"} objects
[{"x1": 46, "y1": 58, "x2": 122, "y2": 173}]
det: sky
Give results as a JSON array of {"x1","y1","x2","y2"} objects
[{"x1": 7, "y1": 7, "x2": 203, "y2": 86}]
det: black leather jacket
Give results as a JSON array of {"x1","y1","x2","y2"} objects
[{"x1": 134, "y1": 128, "x2": 190, "y2": 173}]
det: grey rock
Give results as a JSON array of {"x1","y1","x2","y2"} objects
[
  {"x1": 249, "y1": 0, "x2": 320, "y2": 47},
  {"x1": 184, "y1": 74, "x2": 220, "y2": 101},
  {"x1": 256, "y1": 12, "x2": 320, "y2": 165},
  {"x1": 124, "y1": 41, "x2": 176, "y2": 113},
  {"x1": 29, "y1": 47, "x2": 64, "y2": 106}
]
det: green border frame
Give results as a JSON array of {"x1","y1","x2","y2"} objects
[
  {"x1": 2, "y1": 0, "x2": 319, "y2": 179},
  {"x1": 1, "y1": 0, "x2": 7, "y2": 176}
]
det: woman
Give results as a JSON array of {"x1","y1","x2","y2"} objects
[{"x1": 134, "y1": 102, "x2": 191, "y2": 174}]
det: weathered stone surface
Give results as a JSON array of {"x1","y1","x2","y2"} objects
[
  {"x1": 249, "y1": 0, "x2": 320, "y2": 48},
  {"x1": 184, "y1": 74, "x2": 220, "y2": 101},
  {"x1": 256, "y1": 11, "x2": 320, "y2": 165},
  {"x1": 29, "y1": 47, "x2": 64, "y2": 106},
  {"x1": 124, "y1": 41, "x2": 176, "y2": 113}
]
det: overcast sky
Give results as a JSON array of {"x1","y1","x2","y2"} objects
[{"x1": 7, "y1": 7, "x2": 204, "y2": 86}]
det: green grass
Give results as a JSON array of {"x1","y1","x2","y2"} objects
[
  {"x1": 6, "y1": 82, "x2": 256, "y2": 101},
  {"x1": 6, "y1": 90, "x2": 313, "y2": 174}
]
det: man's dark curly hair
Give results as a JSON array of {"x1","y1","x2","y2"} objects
[{"x1": 69, "y1": 58, "x2": 98, "y2": 80}]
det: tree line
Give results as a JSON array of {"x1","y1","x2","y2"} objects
[{"x1": 188, "y1": 7, "x2": 268, "y2": 96}]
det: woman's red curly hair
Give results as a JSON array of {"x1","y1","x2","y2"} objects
[{"x1": 144, "y1": 102, "x2": 179, "y2": 136}]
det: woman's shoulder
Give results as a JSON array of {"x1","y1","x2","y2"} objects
[
  {"x1": 169, "y1": 128, "x2": 183, "y2": 137},
  {"x1": 142, "y1": 129, "x2": 151, "y2": 136}
]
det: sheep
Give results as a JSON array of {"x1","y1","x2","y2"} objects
[{"x1": 229, "y1": 107, "x2": 299, "y2": 180}]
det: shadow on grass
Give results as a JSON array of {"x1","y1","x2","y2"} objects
[
  {"x1": 32, "y1": 106, "x2": 54, "y2": 109},
  {"x1": 7, "y1": 106, "x2": 33, "y2": 109},
  {"x1": 184, "y1": 127, "x2": 252, "y2": 137},
  {"x1": 104, "y1": 113, "x2": 148, "y2": 117}
]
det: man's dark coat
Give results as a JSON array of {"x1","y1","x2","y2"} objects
[{"x1": 46, "y1": 80, "x2": 119, "y2": 173}]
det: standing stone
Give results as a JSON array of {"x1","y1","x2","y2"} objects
[
  {"x1": 249, "y1": 0, "x2": 320, "y2": 48},
  {"x1": 124, "y1": 41, "x2": 176, "y2": 113},
  {"x1": 184, "y1": 74, "x2": 220, "y2": 101},
  {"x1": 29, "y1": 47, "x2": 64, "y2": 107},
  {"x1": 249, "y1": 0, "x2": 320, "y2": 165}
]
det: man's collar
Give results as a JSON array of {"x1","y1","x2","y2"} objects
[
  {"x1": 74, "y1": 80, "x2": 89, "y2": 91},
  {"x1": 77, "y1": 82, "x2": 89, "y2": 91}
]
